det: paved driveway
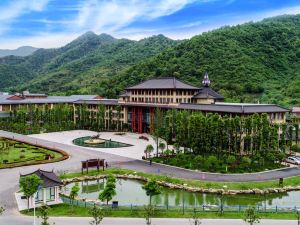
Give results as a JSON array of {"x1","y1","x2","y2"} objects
[{"x1": 0, "y1": 216, "x2": 299, "y2": 225}]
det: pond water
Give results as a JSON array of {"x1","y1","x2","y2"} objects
[
  {"x1": 73, "y1": 136, "x2": 132, "y2": 148},
  {"x1": 63, "y1": 179, "x2": 300, "y2": 208}
]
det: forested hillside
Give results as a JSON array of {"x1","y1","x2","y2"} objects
[
  {"x1": 96, "y1": 15, "x2": 300, "y2": 107},
  {"x1": 0, "y1": 32, "x2": 178, "y2": 94},
  {"x1": 0, "y1": 15, "x2": 299, "y2": 106}
]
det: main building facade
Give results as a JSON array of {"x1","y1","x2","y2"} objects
[{"x1": 73, "y1": 73, "x2": 289, "y2": 133}]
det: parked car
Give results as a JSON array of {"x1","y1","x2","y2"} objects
[
  {"x1": 293, "y1": 156, "x2": 300, "y2": 161},
  {"x1": 286, "y1": 156, "x2": 300, "y2": 165}
]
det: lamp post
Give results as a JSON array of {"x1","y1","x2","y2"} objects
[{"x1": 33, "y1": 185, "x2": 42, "y2": 225}]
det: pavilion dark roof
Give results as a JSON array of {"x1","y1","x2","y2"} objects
[
  {"x1": 192, "y1": 87, "x2": 224, "y2": 100},
  {"x1": 125, "y1": 77, "x2": 200, "y2": 90},
  {"x1": 20, "y1": 169, "x2": 63, "y2": 188}
]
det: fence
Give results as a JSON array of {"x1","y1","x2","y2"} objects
[{"x1": 60, "y1": 196, "x2": 300, "y2": 215}]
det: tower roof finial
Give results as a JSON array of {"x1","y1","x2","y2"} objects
[{"x1": 202, "y1": 72, "x2": 210, "y2": 87}]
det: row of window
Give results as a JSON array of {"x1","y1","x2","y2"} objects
[
  {"x1": 130, "y1": 97, "x2": 192, "y2": 104},
  {"x1": 88, "y1": 106, "x2": 124, "y2": 111},
  {"x1": 269, "y1": 112, "x2": 284, "y2": 120},
  {"x1": 130, "y1": 90, "x2": 196, "y2": 96}
]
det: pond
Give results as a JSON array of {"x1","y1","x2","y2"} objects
[
  {"x1": 73, "y1": 136, "x2": 132, "y2": 148},
  {"x1": 63, "y1": 179, "x2": 300, "y2": 208}
]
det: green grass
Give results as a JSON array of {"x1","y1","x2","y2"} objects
[
  {"x1": 0, "y1": 138, "x2": 64, "y2": 168},
  {"x1": 60, "y1": 168, "x2": 300, "y2": 191},
  {"x1": 21, "y1": 203, "x2": 300, "y2": 220},
  {"x1": 151, "y1": 154, "x2": 284, "y2": 174}
]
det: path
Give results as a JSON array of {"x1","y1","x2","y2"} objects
[{"x1": 0, "y1": 216, "x2": 299, "y2": 225}]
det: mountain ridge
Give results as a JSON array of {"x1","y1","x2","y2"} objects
[
  {"x1": 0, "y1": 33, "x2": 178, "y2": 94},
  {"x1": 0, "y1": 46, "x2": 38, "y2": 57}
]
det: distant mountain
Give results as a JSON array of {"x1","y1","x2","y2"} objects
[
  {"x1": 1, "y1": 14, "x2": 299, "y2": 107},
  {"x1": 96, "y1": 14, "x2": 300, "y2": 107},
  {"x1": 0, "y1": 32, "x2": 178, "y2": 94},
  {"x1": 0, "y1": 46, "x2": 38, "y2": 57}
]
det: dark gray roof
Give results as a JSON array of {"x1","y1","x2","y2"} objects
[
  {"x1": 74, "y1": 99, "x2": 119, "y2": 105},
  {"x1": 192, "y1": 87, "x2": 224, "y2": 99},
  {"x1": 119, "y1": 91, "x2": 130, "y2": 97},
  {"x1": 126, "y1": 77, "x2": 200, "y2": 90},
  {"x1": 292, "y1": 107, "x2": 300, "y2": 113},
  {"x1": 0, "y1": 95, "x2": 98, "y2": 105},
  {"x1": 69, "y1": 95, "x2": 99, "y2": 99},
  {"x1": 21, "y1": 169, "x2": 63, "y2": 188},
  {"x1": 178, "y1": 103, "x2": 290, "y2": 114},
  {"x1": 23, "y1": 93, "x2": 47, "y2": 97}
]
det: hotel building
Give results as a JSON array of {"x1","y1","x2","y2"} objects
[{"x1": 73, "y1": 73, "x2": 289, "y2": 133}]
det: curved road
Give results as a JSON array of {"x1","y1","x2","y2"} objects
[{"x1": 1, "y1": 130, "x2": 300, "y2": 215}]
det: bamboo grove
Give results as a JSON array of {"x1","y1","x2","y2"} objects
[
  {"x1": 0, "y1": 104, "x2": 125, "y2": 134},
  {"x1": 153, "y1": 109, "x2": 298, "y2": 161}
]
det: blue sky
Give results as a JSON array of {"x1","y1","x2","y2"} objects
[{"x1": 0, "y1": 0, "x2": 299, "y2": 49}]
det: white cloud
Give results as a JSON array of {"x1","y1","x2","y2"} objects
[
  {"x1": 74, "y1": 0, "x2": 199, "y2": 33},
  {"x1": 0, "y1": 1, "x2": 299, "y2": 49},
  {"x1": 0, "y1": 0, "x2": 50, "y2": 34}
]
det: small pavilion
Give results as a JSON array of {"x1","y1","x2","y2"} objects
[{"x1": 19, "y1": 169, "x2": 63, "y2": 209}]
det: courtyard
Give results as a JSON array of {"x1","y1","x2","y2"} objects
[{"x1": 29, "y1": 130, "x2": 159, "y2": 160}]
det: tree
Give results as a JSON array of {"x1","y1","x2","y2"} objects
[
  {"x1": 39, "y1": 204, "x2": 50, "y2": 225},
  {"x1": 144, "y1": 204, "x2": 155, "y2": 225},
  {"x1": 145, "y1": 144, "x2": 154, "y2": 159},
  {"x1": 296, "y1": 210, "x2": 300, "y2": 225},
  {"x1": 99, "y1": 175, "x2": 116, "y2": 205},
  {"x1": 70, "y1": 182, "x2": 80, "y2": 204},
  {"x1": 19, "y1": 174, "x2": 43, "y2": 210},
  {"x1": 243, "y1": 207, "x2": 260, "y2": 225},
  {"x1": 0, "y1": 206, "x2": 4, "y2": 215},
  {"x1": 142, "y1": 179, "x2": 161, "y2": 205},
  {"x1": 89, "y1": 205, "x2": 104, "y2": 225},
  {"x1": 158, "y1": 142, "x2": 166, "y2": 155},
  {"x1": 189, "y1": 208, "x2": 201, "y2": 225}
]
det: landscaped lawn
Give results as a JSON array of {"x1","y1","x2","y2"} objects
[
  {"x1": 150, "y1": 153, "x2": 285, "y2": 173},
  {"x1": 22, "y1": 203, "x2": 300, "y2": 220},
  {"x1": 0, "y1": 138, "x2": 66, "y2": 168}
]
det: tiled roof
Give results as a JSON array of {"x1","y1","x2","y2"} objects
[
  {"x1": 74, "y1": 99, "x2": 119, "y2": 105},
  {"x1": 69, "y1": 95, "x2": 99, "y2": 99},
  {"x1": 178, "y1": 103, "x2": 290, "y2": 113},
  {"x1": 119, "y1": 91, "x2": 130, "y2": 97},
  {"x1": 126, "y1": 77, "x2": 200, "y2": 90},
  {"x1": 192, "y1": 87, "x2": 224, "y2": 99},
  {"x1": 292, "y1": 107, "x2": 300, "y2": 113},
  {"x1": 21, "y1": 169, "x2": 63, "y2": 188},
  {"x1": 0, "y1": 95, "x2": 98, "y2": 105}
]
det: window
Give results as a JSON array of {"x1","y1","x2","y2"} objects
[
  {"x1": 46, "y1": 187, "x2": 55, "y2": 201},
  {"x1": 35, "y1": 189, "x2": 43, "y2": 203}
]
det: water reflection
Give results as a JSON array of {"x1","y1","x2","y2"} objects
[{"x1": 63, "y1": 179, "x2": 298, "y2": 208}]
